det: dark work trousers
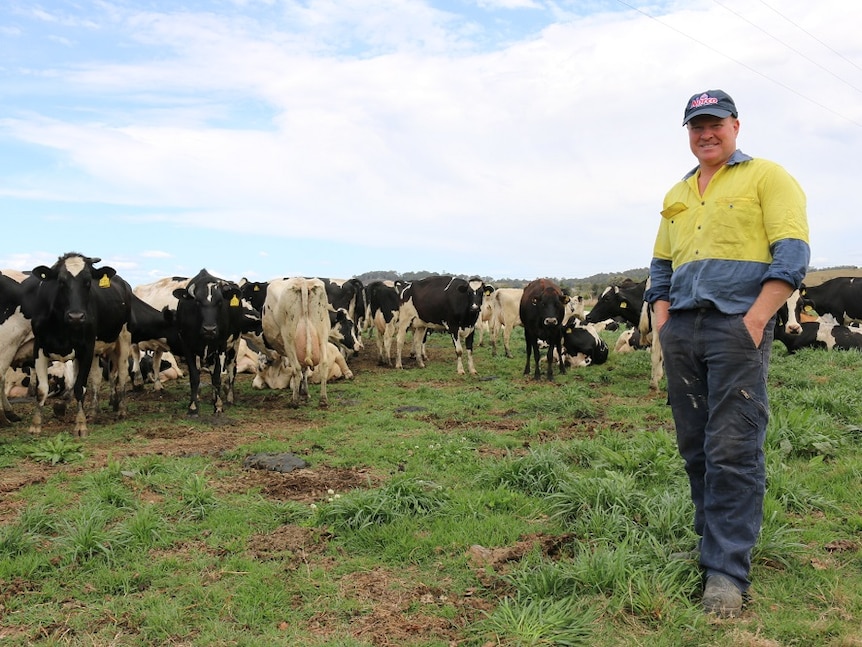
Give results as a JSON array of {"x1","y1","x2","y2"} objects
[{"x1": 659, "y1": 308, "x2": 775, "y2": 592}]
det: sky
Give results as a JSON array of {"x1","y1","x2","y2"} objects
[{"x1": 1, "y1": 0, "x2": 860, "y2": 288}]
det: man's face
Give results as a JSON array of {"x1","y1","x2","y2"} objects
[{"x1": 687, "y1": 115, "x2": 739, "y2": 169}]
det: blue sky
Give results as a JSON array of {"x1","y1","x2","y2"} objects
[{"x1": 1, "y1": 0, "x2": 860, "y2": 287}]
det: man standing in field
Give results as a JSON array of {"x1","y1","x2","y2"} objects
[{"x1": 645, "y1": 89, "x2": 810, "y2": 617}]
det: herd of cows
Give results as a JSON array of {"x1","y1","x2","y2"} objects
[{"x1": 1, "y1": 252, "x2": 861, "y2": 438}]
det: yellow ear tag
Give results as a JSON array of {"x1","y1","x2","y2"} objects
[
  {"x1": 230, "y1": 295, "x2": 240, "y2": 307},
  {"x1": 804, "y1": 306, "x2": 814, "y2": 313},
  {"x1": 99, "y1": 274, "x2": 111, "y2": 288},
  {"x1": 620, "y1": 302, "x2": 627, "y2": 308}
]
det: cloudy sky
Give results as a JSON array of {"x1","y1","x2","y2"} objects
[{"x1": 1, "y1": 0, "x2": 859, "y2": 287}]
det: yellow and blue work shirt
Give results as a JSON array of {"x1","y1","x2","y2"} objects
[{"x1": 646, "y1": 150, "x2": 810, "y2": 314}]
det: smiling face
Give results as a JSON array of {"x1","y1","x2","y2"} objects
[{"x1": 687, "y1": 114, "x2": 740, "y2": 172}]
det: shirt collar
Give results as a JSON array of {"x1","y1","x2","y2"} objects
[{"x1": 683, "y1": 149, "x2": 753, "y2": 180}]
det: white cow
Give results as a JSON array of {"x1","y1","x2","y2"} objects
[
  {"x1": 260, "y1": 277, "x2": 333, "y2": 407},
  {"x1": 487, "y1": 287, "x2": 523, "y2": 358}
]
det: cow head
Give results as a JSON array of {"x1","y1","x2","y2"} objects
[
  {"x1": 31, "y1": 253, "x2": 115, "y2": 329},
  {"x1": 531, "y1": 287, "x2": 569, "y2": 329},
  {"x1": 173, "y1": 272, "x2": 241, "y2": 341}
]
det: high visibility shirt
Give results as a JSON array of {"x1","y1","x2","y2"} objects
[{"x1": 645, "y1": 150, "x2": 810, "y2": 314}]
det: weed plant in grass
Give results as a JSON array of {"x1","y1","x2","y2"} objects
[{"x1": 0, "y1": 327, "x2": 860, "y2": 645}]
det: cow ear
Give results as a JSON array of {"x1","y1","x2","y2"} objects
[
  {"x1": 32, "y1": 265, "x2": 52, "y2": 279},
  {"x1": 172, "y1": 288, "x2": 191, "y2": 301},
  {"x1": 458, "y1": 284, "x2": 468, "y2": 293},
  {"x1": 484, "y1": 285, "x2": 495, "y2": 295}
]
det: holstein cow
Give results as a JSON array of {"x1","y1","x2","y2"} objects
[
  {"x1": 128, "y1": 293, "x2": 183, "y2": 389},
  {"x1": 365, "y1": 280, "x2": 403, "y2": 366},
  {"x1": 0, "y1": 272, "x2": 35, "y2": 426},
  {"x1": 487, "y1": 287, "x2": 523, "y2": 359},
  {"x1": 395, "y1": 276, "x2": 493, "y2": 375},
  {"x1": 132, "y1": 276, "x2": 187, "y2": 389},
  {"x1": 562, "y1": 320, "x2": 609, "y2": 367},
  {"x1": 259, "y1": 277, "x2": 333, "y2": 407},
  {"x1": 20, "y1": 253, "x2": 133, "y2": 436},
  {"x1": 774, "y1": 295, "x2": 862, "y2": 354},
  {"x1": 780, "y1": 280, "x2": 862, "y2": 337},
  {"x1": 519, "y1": 279, "x2": 568, "y2": 381},
  {"x1": 583, "y1": 279, "x2": 647, "y2": 328},
  {"x1": 319, "y1": 278, "x2": 367, "y2": 356},
  {"x1": 798, "y1": 277, "x2": 862, "y2": 326},
  {"x1": 171, "y1": 269, "x2": 248, "y2": 416}
]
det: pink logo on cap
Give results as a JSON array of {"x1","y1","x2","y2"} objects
[{"x1": 690, "y1": 93, "x2": 719, "y2": 109}]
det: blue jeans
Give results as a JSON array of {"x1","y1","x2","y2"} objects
[{"x1": 660, "y1": 308, "x2": 774, "y2": 592}]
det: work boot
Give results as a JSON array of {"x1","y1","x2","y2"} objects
[{"x1": 702, "y1": 574, "x2": 743, "y2": 618}]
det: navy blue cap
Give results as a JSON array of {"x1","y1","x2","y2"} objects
[{"x1": 683, "y1": 90, "x2": 738, "y2": 125}]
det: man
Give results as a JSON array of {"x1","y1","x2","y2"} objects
[{"x1": 645, "y1": 90, "x2": 810, "y2": 617}]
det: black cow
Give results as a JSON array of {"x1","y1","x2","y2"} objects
[
  {"x1": 172, "y1": 269, "x2": 247, "y2": 416},
  {"x1": 20, "y1": 253, "x2": 133, "y2": 436},
  {"x1": 127, "y1": 294, "x2": 183, "y2": 389},
  {"x1": 520, "y1": 278, "x2": 568, "y2": 381},
  {"x1": 395, "y1": 276, "x2": 493, "y2": 375},
  {"x1": 366, "y1": 280, "x2": 403, "y2": 366},
  {"x1": 584, "y1": 278, "x2": 647, "y2": 327}
]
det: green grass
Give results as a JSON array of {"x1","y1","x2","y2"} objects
[{"x1": 0, "y1": 327, "x2": 860, "y2": 646}]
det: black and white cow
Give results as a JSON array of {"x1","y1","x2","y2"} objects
[
  {"x1": 127, "y1": 294, "x2": 183, "y2": 389},
  {"x1": 395, "y1": 276, "x2": 493, "y2": 375},
  {"x1": 583, "y1": 279, "x2": 647, "y2": 328},
  {"x1": 20, "y1": 253, "x2": 133, "y2": 436},
  {"x1": 562, "y1": 321, "x2": 609, "y2": 367},
  {"x1": 798, "y1": 277, "x2": 862, "y2": 326},
  {"x1": 319, "y1": 278, "x2": 366, "y2": 356},
  {"x1": 171, "y1": 269, "x2": 247, "y2": 416},
  {"x1": 520, "y1": 278, "x2": 568, "y2": 381},
  {"x1": 366, "y1": 280, "x2": 403, "y2": 366},
  {"x1": 132, "y1": 276, "x2": 187, "y2": 390}
]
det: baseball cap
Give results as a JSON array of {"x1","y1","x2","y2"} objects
[{"x1": 683, "y1": 90, "x2": 738, "y2": 125}]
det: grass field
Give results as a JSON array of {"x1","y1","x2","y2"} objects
[{"x1": 1, "y1": 324, "x2": 861, "y2": 646}]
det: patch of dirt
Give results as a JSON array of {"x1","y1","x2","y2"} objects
[{"x1": 216, "y1": 465, "x2": 381, "y2": 504}]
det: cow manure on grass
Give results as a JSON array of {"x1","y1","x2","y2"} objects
[{"x1": 243, "y1": 452, "x2": 309, "y2": 473}]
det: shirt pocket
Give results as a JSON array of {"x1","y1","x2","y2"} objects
[{"x1": 711, "y1": 197, "x2": 761, "y2": 247}]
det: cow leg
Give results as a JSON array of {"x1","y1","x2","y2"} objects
[
  {"x1": 211, "y1": 353, "x2": 225, "y2": 415},
  {"x1": 86, "y1": 356, "x2": 103, "y2": 419},
  {"x1": 186, "y1": 356, "x2": 202, "y2": 416},
  {"x1": 462, "y1": 329, "x2": 478, "y2": 376},
  {"x1": 451, "y1": 333, "x2": 466, "y2": 375},
  {"x1": 523, "y1": 334, "x2": 533, "y2": 377},
  {"x1": 71, "y1": 358, "x2": 90, "y2": 437},
  {"x1": 394, "y1": 319, "x2": 410, "y2": 369},
  {"x1": 555, "y1": 339, "x2": 566, "y2": 378},
  {"x1": 545, "y1": 342, "x2": 556, "y2": 381},
  {"x1": 0, "y1": 380, "x2": 21, "y2": 426},
  {"x1": 503, "y1": 325, "x2": 514, "y2": 358},
  {"x1": 413, "y1": 327, "x2": 427, "y2": 368}
]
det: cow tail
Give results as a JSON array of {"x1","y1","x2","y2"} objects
[{"x1": 302, "y1": 281, "x2": 314, "y2": 368}]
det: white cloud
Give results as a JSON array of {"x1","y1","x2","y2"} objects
[{"x1": 1, "y1": 0, "x2": 860, "y2": 283}]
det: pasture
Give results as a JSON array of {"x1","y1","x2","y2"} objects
[{"x1": 1, "y1": 325, "x2": 861, "y2": 646}]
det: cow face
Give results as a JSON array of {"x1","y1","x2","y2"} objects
[
  {"x1": 31, "y1": 255, "x2": 116, "y2": 331},
  {"x1": 174, "y1": 278, "x2": 240, "y2": 341}
]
